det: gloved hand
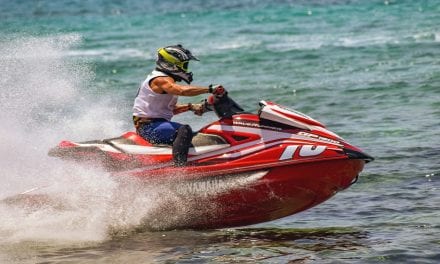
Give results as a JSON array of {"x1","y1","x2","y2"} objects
[
  {"x1": 208, "y1": 84, "x2": 227, "y2": 97},
  {"x1": 189, "y1": 103, "x2": 207, "y2": 116}
]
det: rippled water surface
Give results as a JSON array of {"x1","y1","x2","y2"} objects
[{"x1": 0, "y1": 0, "x2": 439, "y2": 263}]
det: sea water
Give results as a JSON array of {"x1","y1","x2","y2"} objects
[{"x1": 0, "y1": 0, "x2": 439, "y2": 263}]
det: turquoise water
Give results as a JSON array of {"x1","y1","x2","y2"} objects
[{"x1": 1, "y1": 0, "x2": 439, "y2": 263}]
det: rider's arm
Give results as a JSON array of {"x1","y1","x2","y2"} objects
[
  {"x1": 173, "y1": 103, "x2": 192, "y2": 115},
  {"x1": 151, "y1": 76, "x2": 209, "y2": 96}
]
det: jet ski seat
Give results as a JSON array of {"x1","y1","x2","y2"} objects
[
  {"x1": 191, "y1": 133, "x2": 228, "y2": 147},
  {"x1": 95, "y1": 132, "x2": 228, "y2": 149}
]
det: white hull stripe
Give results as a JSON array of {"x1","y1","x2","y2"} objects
[
  {"x1": 73, "y1": 143, "x2": 231, "y2": 155},
  {"x1": 207, "y1": 125, "x2": 342, "y2": 146}
]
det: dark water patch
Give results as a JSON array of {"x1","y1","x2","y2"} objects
[
  {"x1": 13, "y1": 227, "x2": 368, "y2": 263},
  {"x1": 375, "y1": 146, "x2": 440, "y2": 162},
  {"x1": 368, "y1": 252, "x2": 440, "y2": 264}
]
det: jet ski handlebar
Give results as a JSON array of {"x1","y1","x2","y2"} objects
[{"x1": 203, "y1": 88, "x2": 245, "y2": 118}]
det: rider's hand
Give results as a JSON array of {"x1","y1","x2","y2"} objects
[
  {"x1": 189, "y1": 103, "x2": 206, "y2": 116},
  {"x1": 209, "y1": 84, "x2": 226, "y2": 97}
]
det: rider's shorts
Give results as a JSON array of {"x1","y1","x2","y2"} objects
[{"x1": 133, "y1": 116, "x2": 182, "y2": 145}]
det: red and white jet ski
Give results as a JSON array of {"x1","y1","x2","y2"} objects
[{"x1": 49, "y1": 94, "x2": 373, "y2": 229}]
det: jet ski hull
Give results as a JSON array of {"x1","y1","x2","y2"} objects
[
  {"x1": 208, "y1": 159, "x2": 364, "y2": 229},
  {"x1": 48, "y1": 99, "x2": 373, "y2": 229},
  {"x1": 123, "y1": 158, "x2": 364, "y2": 230}
]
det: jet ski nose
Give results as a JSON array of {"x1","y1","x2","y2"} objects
[{"x1": 344, "y1": 148, "x2": 374, "y2": 163}]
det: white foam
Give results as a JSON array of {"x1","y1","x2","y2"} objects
[
  {"x1": 0, "y1": 35, "x2": 129, "y2": 242},
  {"x1": 214, "y1": 37, "x2": 261, "y2": 50},
  {"x1": 265, "y1": 30, "x2": 439, "y2": 51},
  {"x1": 66, "y1": 47, "x2": 150, "y2": 61}
]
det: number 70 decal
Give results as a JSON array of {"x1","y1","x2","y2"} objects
[{"x1": 279, "y1": 145, "x2": 326, "y2": 160}]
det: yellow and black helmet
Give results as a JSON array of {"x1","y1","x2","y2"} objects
[{"x1": 156, "y1": 44, "x2": 199, "y2": 84}]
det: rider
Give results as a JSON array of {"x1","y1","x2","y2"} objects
[{"x1": 133, "y1": 44, "x2": 225, "y2": 166}]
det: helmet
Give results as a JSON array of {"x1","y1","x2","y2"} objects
[{"x1": 155, "y1": 44, "x2": 199, "y2": 84}]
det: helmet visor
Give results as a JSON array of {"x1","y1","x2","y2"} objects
[{"x1": 158, "y1": 48, "x2": 192, "y2": 72}]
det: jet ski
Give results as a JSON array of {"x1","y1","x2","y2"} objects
[{"x1": 48, "y1": 93, "x2": 373, "y2": 229}]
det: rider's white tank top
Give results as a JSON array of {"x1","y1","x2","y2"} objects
[{"x1": 133, "y1": 70, "x2": 178, "y2": 121}]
